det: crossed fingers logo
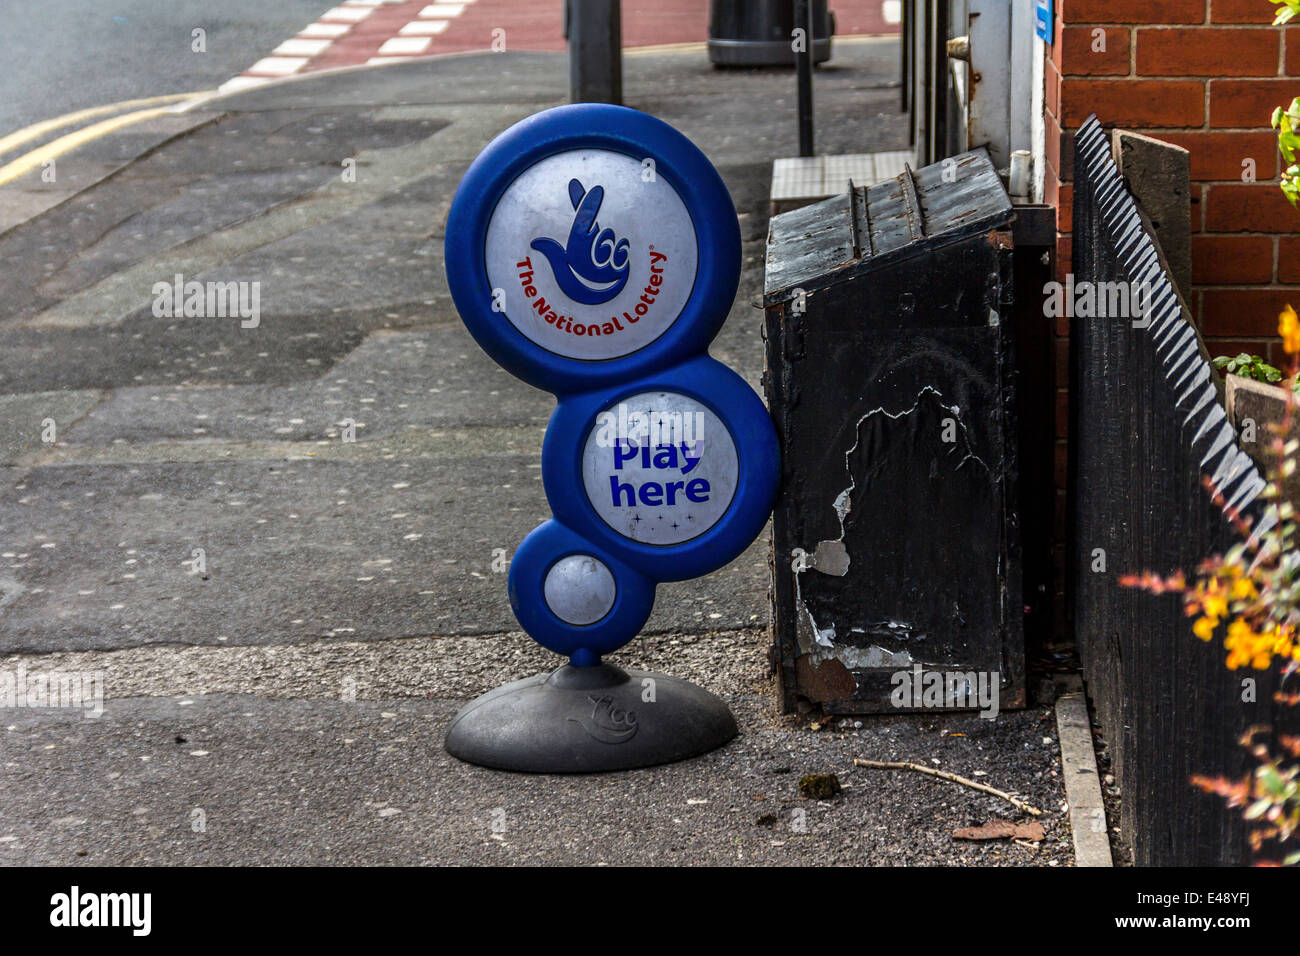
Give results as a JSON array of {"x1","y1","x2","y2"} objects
[{"x1": 530, "y1": 178, "x2": 631, "y2": 306}]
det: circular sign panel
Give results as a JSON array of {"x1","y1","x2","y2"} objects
[
  {"x1": 445, "y1": 104, "x2": 740, "y2": 394},
  {"x1": 485, "y1": 150, "x2": 699, "y2": 362},
  {"x1": 542, "y1": 554, "x2": 617, "y2": 626},
  {"x1": 581, "y1": 390, "x2": 738, "y2": 546}
]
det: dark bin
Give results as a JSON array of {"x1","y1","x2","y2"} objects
[
  {"x1": 708, "y1": 0, "x2": 833, "y2": 67},
  {"x1": 762, "y1": 148, "x2": 1025, "y2": 715}
]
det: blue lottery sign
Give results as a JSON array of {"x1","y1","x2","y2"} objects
[
  {"x1": 484, "y1": 150, "x2": 698, "y2": 361},
  {"x1": 445, "y1": 104, "x2": 779, "y2": 669},
  {"x1": 581, "y1": 389, "x2": 737, "y2": 545}
]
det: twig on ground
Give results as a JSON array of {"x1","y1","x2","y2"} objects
[{"x1": 852, "y1": 758, "x2": 1044, "y2": 817}]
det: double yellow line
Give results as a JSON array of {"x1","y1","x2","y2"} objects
[{"x1": 0, "y1": 91, "x2": 211, "y2": 188}]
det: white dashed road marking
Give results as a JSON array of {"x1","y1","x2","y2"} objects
[
  {"x1": 399, "y1": 20, "x2": 451, "y2": 35},
  {"x1": 377, "y1": 36, "x2": 433, "y2": 55},
  {"x1": 218, "y1": 0, "x2": 476, "y2": 93}
]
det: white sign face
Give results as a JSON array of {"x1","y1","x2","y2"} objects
[
  {"x1": 582, "y1": 391, "x2": 738, "y2": 546},
  {"x1": 483, "y1": 149, "x2": 699, "y2": 361},
  {"x1": 543, "y1": 554, "x2": 616, "y2": 625}
]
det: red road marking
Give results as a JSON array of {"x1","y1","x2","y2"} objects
[{"x1": 230, "y1": 0, "x2": 897, "y2": 88}]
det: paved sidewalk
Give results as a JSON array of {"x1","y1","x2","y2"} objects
[{"x1": 0, "y1": 42, "x2": 1075, "y2": 865}]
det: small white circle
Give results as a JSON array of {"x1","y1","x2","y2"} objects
[
  {"x1": 582, "y1": 391, "x2": 738, "y2": 545},
  {"x1": 543, "y1": 555, "x2": 617, "y2": 626},
  {"x1": 484, "y1": 149, "x2": 699, "y2": 361}
]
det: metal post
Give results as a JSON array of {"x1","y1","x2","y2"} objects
[
  {"x1": 795, "y1": 0, "x2": 814, "y2": 157},
  {"x1": 900, "y1": 0, "x2": 910, "y2": 114},
  {"x1": 568, "y1": 0, "x2": 622, "y2": 105}
]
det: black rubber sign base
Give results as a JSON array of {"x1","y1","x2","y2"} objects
[{"x1": 444, "y1": 662, "x2": 737, "y2": 773}]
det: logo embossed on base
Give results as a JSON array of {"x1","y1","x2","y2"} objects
[{"x1": 569, "y1": 694, "x2": 638, "y2": 743}]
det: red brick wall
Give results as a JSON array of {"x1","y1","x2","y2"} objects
[
  {"x1": 1044, "y1": 0, "x2": 1300, "y2": 636},
  {"x1": 1046, "y1": 0, "x2": 1299, "y2": 359}
]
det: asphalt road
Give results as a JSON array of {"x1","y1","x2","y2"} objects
[
  {"x1": 0, "y1": 43, "x2": 1072, "y2": 867},
  {"x1": 0, "y1": 0, "x2": 337, "y2": 139}
]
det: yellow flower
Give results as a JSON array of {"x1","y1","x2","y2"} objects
[
  {"x1": 1227, "y1": 618, "x2": 1253, "y2": 643},
  {"x1": 1193, "y1": 616, "x2": 1218, "y2": 641},
  {"x1": 1231, "y1": 577, "x2": 1257, "y2": 600},
  {"x1": 1280, "y1": 304, "x2": 1300, "y2": 355},
  {"x1": 1220, "y1": 619, "x2": 1295, "y2": 670},
  {"x1": 1203, "y1": 593, "x2": 1228, "y2": 619}
]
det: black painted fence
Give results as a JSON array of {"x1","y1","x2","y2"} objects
[{"x1": 1068, "y1": 117, "x2": 1297, "y2": 865}]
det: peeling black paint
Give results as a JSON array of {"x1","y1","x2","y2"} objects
[{"x1": 764, "y1": 148, "x2": 1024, "y2": 714}]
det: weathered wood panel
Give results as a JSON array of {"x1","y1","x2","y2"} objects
[
  {"x1": 1069, "y1": 116, "x2": 1295, "y2": 865},
  {"x1": 764, "y1": 148, "x2": 1024, "y2": 714}
]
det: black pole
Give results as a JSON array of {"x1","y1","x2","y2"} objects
[
  {"x1": 795, "y1": 0, "x2": 814, "y2": 157},
  {"x1": 932, "y1": 0, "x2": 948, "y2": 162},
  {"x1": 568, "y1": 0, "x2": 622, "y2": 105},
  {"x1": 900, "y1": 0, "x2": 910, "y2": 114}
]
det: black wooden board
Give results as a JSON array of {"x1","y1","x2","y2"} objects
[
  {"x1": 764, "y1": 148, "x2": 1023, "y2": 714},
  {"x1": 1069, "y1": 115, "x2": 1298, "y2": 865}
]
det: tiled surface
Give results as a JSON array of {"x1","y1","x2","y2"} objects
[{"x1": 771, "y1": 150, "x2": 915, "y2": 203}]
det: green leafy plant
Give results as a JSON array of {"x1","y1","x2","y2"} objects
[
  {"x1": 1214, "y1": 352, "x2": 1285, "y2": 384},
  {"x1": 1273, "y1": 1, "x2": 1300, "y2": 203},
  {"x1": 1194, "y1": 729, "x2": 1300, "y2": 865},
  {"x1": 1272, "y1": 100, "x2": 1300, "y2": 205},
  {"x1": 1272, "y1": 0, "x2": 1300, "y2": 25}
]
